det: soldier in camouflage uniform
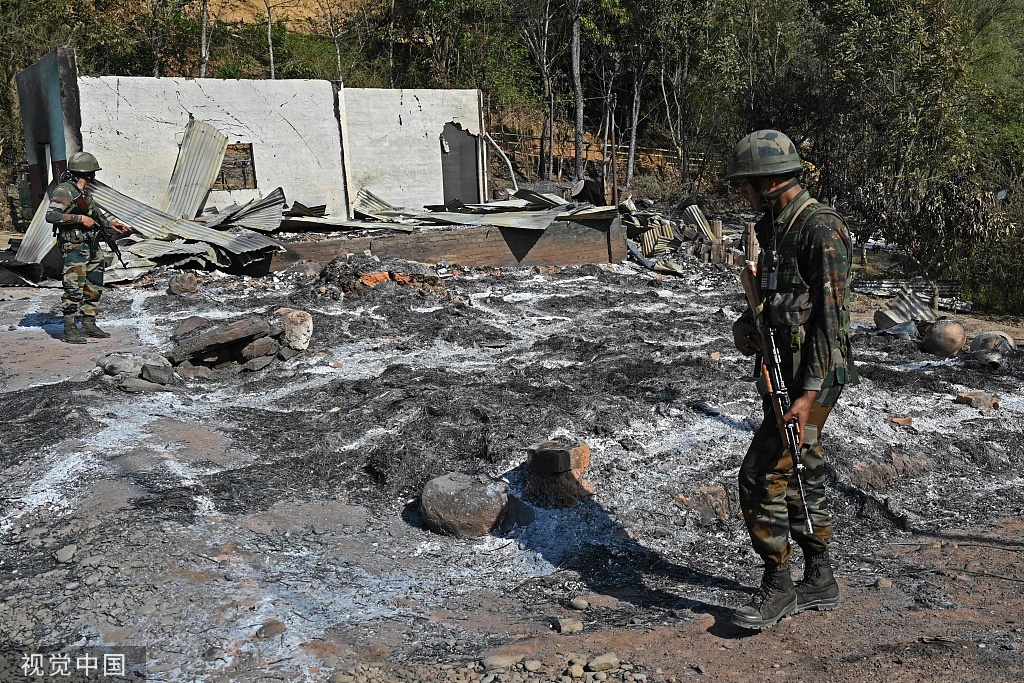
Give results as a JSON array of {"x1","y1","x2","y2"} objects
[
  {"x1": 45, "y1": 152, "x2": 131, "y2": 344},
  {"x1": 726, "y1": 130, "x2": 856, "y2": 630}
]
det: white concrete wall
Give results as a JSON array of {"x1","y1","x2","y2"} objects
[
  {"x1": 341, "y1": 88, "x2": 483, "y2": 211},
  {"x1": 77, "y1": 77, "x2": 348, "y2": 218}
]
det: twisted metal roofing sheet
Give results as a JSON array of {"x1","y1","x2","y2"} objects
[
  {"x1": 90, "y1": 181, "x2": 283, "y2": 253},
  {"x1": 160, "y1": 119, "x2": 228, "y2": 219},
  {"x1": 13, "y1": 195, "x2": 55, "y2": 265},
  {"x1": 221, "y1": 187, "x2": 286, "y2": 232}
]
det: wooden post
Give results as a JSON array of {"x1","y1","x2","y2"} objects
[
  {"x1": 712, "y1": 219, "x2": 723, "y2": 243},
  {"x1": 744, "y1": 222, "x2": 759, "y2": 263}
]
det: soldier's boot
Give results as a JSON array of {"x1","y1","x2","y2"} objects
[
  {"x1": 81, "y1": 316, "x2": 111, "y2": 339},
  {"x1": 731, "y1": 562, "x2": 798, "y2": 630},
  {"x1": 63, "y1": 315, "x2": 87, "y2": 344},
  {"x1": 795, "y1": 551, "x2": 840, "y2": 612}
]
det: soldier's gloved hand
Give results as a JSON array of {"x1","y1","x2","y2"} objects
[{"x1": 732, "y1": 318, "x2": 760, "y2": 356}]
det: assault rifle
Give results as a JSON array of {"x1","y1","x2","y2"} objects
[
  {"x1": 740, "y1": 262, "x2": 814, "y2": 534},
  {"x1": 72, "y1": 190, "x2": 129, "y2": 268}
]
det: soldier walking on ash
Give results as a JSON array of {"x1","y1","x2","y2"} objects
[
  {"x1": 726, "y1": 130, "x2": 857, "y2": 630},
  {"x1": 45, "y1": 152, "x2": 132, "y2": 344}
]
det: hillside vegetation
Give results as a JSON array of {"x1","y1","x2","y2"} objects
[{"x1": 2, "y1": 0, "x2": 1024, "y2": 312}]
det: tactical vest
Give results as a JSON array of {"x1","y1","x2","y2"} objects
[
  {"x1": 759, "y1": 196, "x2": 857, "y2": 389},
  {"x1": 52, "y1": 182, "x2": 97, "y2": 243}
]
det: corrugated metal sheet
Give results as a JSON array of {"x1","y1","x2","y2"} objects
[
  {"x1": 13, "y1": 196, "x2": 55, "y2": 265},
  {"x1": 90, "y1": 181, "x2": 282, "y2": 253},
  {"x1": 160, "y1": 119, "x2": 228, "y2": 219},
  {"x1": 355, "y1": 188, "x2": 396, "y2": 216},
  {"x1": 220, "y1": 187, "x2": 286, "y2": 232},
  {"x1": 126, "y1": 239, "x2": 211, "y2": 259}
]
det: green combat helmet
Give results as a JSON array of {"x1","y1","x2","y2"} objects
[
  {"x1": 725, "y1": 130, "x2": 802, "y2": 181},
  {"x1": 67, "y1": 151, "x2": 101, "y2": 174}
]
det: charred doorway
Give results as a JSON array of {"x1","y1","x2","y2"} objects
[{"x1": 440, "y1": 122, "x2": 481, "y2": 205}]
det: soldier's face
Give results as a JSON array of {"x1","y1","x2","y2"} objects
[{"x1": 738, "y1": 179, "x2": 761, "y2": 209}]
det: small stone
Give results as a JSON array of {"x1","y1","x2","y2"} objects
[
  {"x1": 256, "y1": 619, "x2": 286, "y2": 639},
  {"x1": 569, "y1": 597, "x2": 590, "y2": 610},
  {"x1": 141, "y1": 364, "x2": 175, "y2": 385},
  {"x1": 594, "y1": 674, "x2": 607, "y2": 681},
  {"x1": 55, "y1": 544, "x2": 77, "y2": 563},
  {"x1": 202, "y1": 647, "x2": 223, "y2": 661},
  {"x1": 557, "y1": 618, "x2": 584, "y2": 634},
  {"x1": 568, "y1": 664, "x2": 584, "y2": 678},
  {"x1": 83, "y1": 572, "x2": 102, "y2": 586},
  {"x1": 329, "y1": 675, "x2": 355, "y2": 683},
  {"x1": 278, "y1": 346, "x2": 301, "y2": 361},
  {"x1": 524, "y1": 661, "x2": 542, "y2": 672},
  {"x1": 586, "y1": 654, "x2": 619, "y2": 673},
  {"x1": 889, "y1": 416, "x2": 913, "y2": 427},
  {"x1": 242, "y1": 355, "x2": 276, "y2": 372},
  {"x1": 168, "y1": 272, "x2": 199, "y2": 295},
  {"x1": 175, "y1": 361, "x2": 214, "y2": 381},
  {"x1": 875, "y1": 577, "x2": 894, "y2": 589},
  {"x1": 323, "y1": 655, "x2": 339, "y2": 668},
  {"x1": 482, "y1": 655, "x2": 521, "y2": 671}
]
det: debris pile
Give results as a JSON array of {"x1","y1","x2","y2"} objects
[
  {"x1": 95, "y1": 348, "x2": 177, "y2": 393},
  {"x1": 168, "y1": 308, "x2": 312, "y2": 376},
  {"x1": 620, "y1": 199, "x2": 750, "y2": 273},
  {"x1": 309, "y1": 255, "x2": 449, "y2": 302}
]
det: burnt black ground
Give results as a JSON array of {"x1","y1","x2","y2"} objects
[{"x1": 0, "y1": 256, "x2": 1022, "y2": 682}]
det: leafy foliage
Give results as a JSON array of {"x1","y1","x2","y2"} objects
[{"x1": 2, "y1": 0, "x2": 1023, "y2": 311}]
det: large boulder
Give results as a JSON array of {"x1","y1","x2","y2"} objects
[
  {"x1": 920, "y1": 320, "x2": 966, "y2": 358},
  {"x1": 420, "y1": 472, "x2": 509, "y2": 538}
]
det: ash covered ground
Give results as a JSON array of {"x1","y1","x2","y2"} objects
[{"x1": 0, "y1": 257, "x2": 1022, "y2": 683}]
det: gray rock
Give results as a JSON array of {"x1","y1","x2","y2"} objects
[
  {"x1": 586, "y1": 654, "x2": 619, "y2": 672},
  {"x1": 557, "y1": 618, "x2": 584, "y2": 634},
  {"x1": 275, "y1": 308, "x2": 314, "y2": 350},
  {"x1": 170, "y1": 316, "x2": 272, "y2": 364},
  {"x1": 141, "y1": 364, "x2": 175, "y2": 385},
  {"x1": 482, "y1": 655, "x2": 521, "y2": 671},
  {"x1": 284, "y1": 261, "x2": 323, "y2": 279},
  {"x1": 171, "y1": 316, "x2": 210, "y2": 341},
  {"x1": 256, "y1": 619, "x2": 286, "y2": 639},
  {"x1": 175, "y1": 361, "x2": 214, "y2": 381},
  {"x1": 569, "y1": 597, "x2": 590, "y2": 610},
  {"x1": 240, "y1": 335, "x2": 281, "y2": 360},
  {"x1": 524, "y1": 661, "x2": 542, "y2": 672},
  {"x1": 55, "y1": 545, "x2": 77, "y2": 564},
  {"x1": 567, "y1": 664, "x2": 584, "y2": 677},
  {"x1": 168, "y1": 272, "x2": 199, "y2": 295},
  {"x1": 119, "y1": 377, "x2": 172, "y2": 393},
  {"x1": 277, "y1": 346, "x2": 301, "y2": 361},
  {"x1": 420, "y1": 472, "x2": 509, "y2": 538},
  {"x1": 242, "y1": 355, "x2": 276, "y2": 372},
  {"x1": 97, "y1": 349, "x2": 171, "y2": 378}
]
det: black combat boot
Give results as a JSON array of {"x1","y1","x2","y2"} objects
[
  {"x1": 732, "y1": 562, "x2": 798, "y2": 630},
  {"x1": 795, "y1": 550, "x2": 840, "y2": 612},
  {"x1": 81, "y1": 315, "x2": 111, "y2": 338},
  {"x1": 63, "y1": 315, "x2": 87, "y2": 344}
]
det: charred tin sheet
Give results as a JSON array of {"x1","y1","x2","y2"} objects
[
  {"x1": 12, "y1": 196, "x2": 55, "y2": 266},
  {"x1": 160, "y1": 119, "x2": 228, "y2": 220},
  {"x1": 216, "y1": 187, "x2": 286, "y2": 233},
  {"x1": 90, "y1": 181, "x2": 282, "y2": 253}
]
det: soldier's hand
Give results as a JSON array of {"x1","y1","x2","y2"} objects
[
  {"x1": 80, "y1": 215, "x2": 98, "y2": 228},
  {"x1": 782, "y1": 390, "x2": 817, "y2": 450},
  {"x1": 732, "y1": 318, "x2": 760, "y2": 356},
  {"x1": 111, "y1": 220, "x2": 133, "y2": 235}
]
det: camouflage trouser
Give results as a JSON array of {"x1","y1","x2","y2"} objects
[
  {"x1": 738, "y1": 385, "x2": 843, "y2": 567},
  {"x1": 60, "y1": 239, "x2": 105, "y2": 317}
]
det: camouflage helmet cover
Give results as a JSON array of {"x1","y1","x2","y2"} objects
[
  {"x1": 725, "y1": 130, "x2": 802, "y2": 181},
  {"x1": 67, "y1": 151, "x2": 101, "y2": 173}
]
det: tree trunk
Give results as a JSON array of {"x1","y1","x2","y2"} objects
[
  {"x1": 199, "y1": 0, "x2": 210, "y2": 77},
  {"x1": 568, "y1": 3, "x2": 584, "y2": 181},
  {"x1": 265, "y1": 1, "x2": 275, "y2": 79},
  {"x1": 626, "y1": 70, "x2": 642, "y2": 188}
]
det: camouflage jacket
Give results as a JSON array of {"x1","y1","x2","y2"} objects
[
  {"x1": 45, "y1": 181, "x2": 114, "y2": 242},
  {"x1": 750, "y1": 188, "x2": 855, "y2": 393}
]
